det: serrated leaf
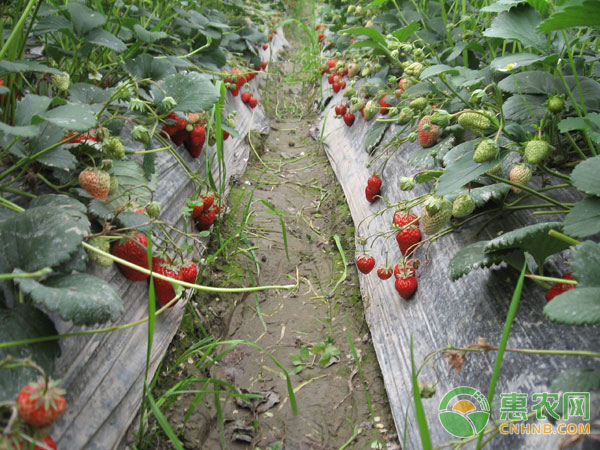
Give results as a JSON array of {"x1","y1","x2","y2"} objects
[
  {"x1": 115, "y1": 211, "x2": 152, "y2": 232},
  {"x1": 88, "y1": 199, "x2": 114, "y2": 220},
  {"x1": 133, "y1": 24, "x2": 168, "y2": 43},
  {"x1": 345, "y1": 26, "x2": 387, "y2": 46},
  {"x1": 0, "y1": 305, "x2": 60, "y2": 401},
  {"x1": 365, "y1": 120, "x2": 389, "y2": 154},
  {"x1": 448, "y1": 183, "x2": 511, "y2": 207},
  {"x1": 0, "y1": 206, "x2": 89, "y2": 273},
  {"x1": 415, "y1": 170, "x2": 443, "y2": 183},
  {"x1": 498, "y1": 70, "x2": 557, "y2": 94},
  {"x1": 41, "y1": 103, "x2": 97, "y2": 131},
  {"x1": 68, "y1": 82, "x2": 114, "y2": 106},
  {"x1": 0, "y1": 123, "x2": 40, "y2": 137},
  {"x1": 124, "y1": 54, "x2": 176, "y2": 81},
  {"x1": 481, "y1": 0, "x2": 528, "y2": 13},
  {"x1": 16, "y1": 273, "x2": 124, "y2": 325},
  {"x1": 484, "y1": 222, "x2": 570, "y2": 267},
  {"x1": 537, "y1": 0, "x2": 600, "y2": 32},
  {"x1": 16, "y1": 94, "x2": 52, "y2": 126},
  {"x1": 550, "y1": 368, "x2": 600, "y2": 394},
  {"x1": 0, "y1": 60, "x2": 64, "y2": 76},
  {"x1": 543, "y1": 288, "x2": 600, "y2": 325},
  {"x1": 85, "y1": 28, "x2": 127, "y2": 53},
  {"x1": 558, "y1": 113, "x2": 600, "y2": 144},
  {"x1": 37, "y1": 148, "x2": 77, "y2": 170},
  {"x1": 33, "y1": 14, "x2": 73, "y2": 35},
  {"x1": 436, "y1": 146, "x2": 509, "y2": 196},
  {"x1": 143, "y1": 151, "x2": 156, "y2": 179},
  {"x1": 419, "y1": 64, "x2": 459, "y2": 80},
  {"x1": 571, "y1": 155, "x2": 600, "y2": 196},
  {"x1": 483, "y1": 4, "x2": 546, "y2": 49},
  {"x1": 408, "y1": 147, "x2": 435, "y2": 169},
  {"x1": 67, "y1": 2, "x2": 106, "y2": 35},
  {"x1": 502, "y1": 94, "x2": 547, "y2": 123},
  {"x1": 491, "y1": 53, "x2": 551, "y2": 71},
  {"x1": 448, "y1": 241, "x2": 507, "y2": 281},
  {"x1": 563, "y1": 197, "x2": 600, "y2": 238},
  {"x1": 154, "y1": 72, "x2": 219, "y2": 113},
  {"x1": 571, "y1": 240, "x2": 600, "y2": 288},
  {"x1": 391, "y1": 21, "x2": 420, "y2": 41}
]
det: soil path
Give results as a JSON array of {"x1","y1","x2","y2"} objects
[{"x1": 144, "y1": 29, "x2": 398, "y2": 450}]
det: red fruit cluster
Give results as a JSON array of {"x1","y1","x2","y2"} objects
[
  {"x1": 545, "y1": 272, "x2": 577, "y2": 301},
  {"x1": 379, "y1": 96, "x2": 391, "y2": 115},
  {"x1": 161, "y1": 112, "x2": 207, "y2": 158},
  {"x1": 365, "y1": 174, "x2": 382, "y2": 203},
  {"x1": 191, "y1": 192, "x2": 222, "y2": 231},
  {"x1": 356, "y1": 255, "x2": 375, "y2": 274},
  {"x1": 241, "y1": 91, "x2": 259, "y2": 109},
  {"x1": 394, "y1": 262, "x2": 417, "y2": 300},
  {"x1": 111, "y1": 233, "x2": 150, "y2": 281},
  {"x1": 225, "y1": 64, "x2": 267, "y2": 96},
  {"x1": 334, "y1": 104, "x2": 346, "y2": 117},
  {"x1": 393, "y1": 212, "x2": 421, "y2": 256},
  {"x1": 151, "y1": 257, "x2": 198, "y2": 306},
  {"x1": 61, "y1": 129, "x2": 101, "y2": 144}
]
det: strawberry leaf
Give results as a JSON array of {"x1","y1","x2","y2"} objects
[
  {"x1": 543, "y1": 288, "x2": 600, "y2": 325},
  {"x1": 0, "y1": 304, "x2": 60, "y2": 401},
  {"x1": 153, "y1": 72, "x2": 219, "y2": 113},
  {"x1": 448, "y1": 240, "x2": 511, "y2": 281},
  {"x1": 550, "y1": 368, "x2": 600, "y2": 395},
  {"x1": 16, "y1": 273, "x2": 124, "y2": 325},
  {"x1": 571, "y1": 241, "x2": 600, "y2": 288},
  {"x1": 571, "y1": 155, "x2": 600, "y2": 196},
  {"x1": 482, "y1": 4, "x2": 545, "y2": 49},
  {"x1": 365, "y1": 120, "x2": 389, "y2": 154},
  {"x1": 563, "y1": 197, "x2": 600, "y2": 238},
  {"x1": 484, "y1": 222, "x2": 570, "y2": 267}
]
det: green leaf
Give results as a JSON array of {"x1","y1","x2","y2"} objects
[
  {"x1": 571, "y1": 155, "x2": 600, "y2": 196},
  {"x1": 537, "y1": 0, "x2": 600, "y2": 32},
  {"x1": 543, "y1": 288, "x2": 600, "y2": 325},
  {"x1": 67, "y1": 2, "x2": 106, "y2": 35},
  {"x1": 16, "y1": 94, "x2": 51, "y2": 126},
  {"x1": 448, "y1": 241, "x2": 507, "y2": 281},
  {"x1": 345, "y1": 26, "x2": 387, "y2": 46},
  {"x1": 109, "y1": 159, "x2": 155, "y2": 201},
  {"x1": 68, "y1": 82, "x2": 114, "y2": 106},
  {"x1": 491, "y1": 53, "x2": 551, "y2": 71},
  {"x1": 563, "y1": 197, "x2": 600, "y2": 238},
  {"x1": 85, "y1": 28, "x2": 127, "y2": 53},
  {"x1": 0, "y1": 206, "x2": 89, "y2": 273},
  {"x1": 0, "y1": 60, "x2": 64, "y2": 76},
  {"x1": 497, "y1": 70, "x2": 557, "y2": 94},
  {"x1": 558, "y1": 114, "x2": 600, "y2": 144},
  {"x1": 41, "y1": 103, "x2": 97, "y2": 131},
  {"x1": 481, "y1": 0, "x2": 528, "y2": 13},
  {"x1": 483, "y1": 4, "x2": 546, "y2": 49},
  {"x1": 391, "y1": 21, "x2": 420, "y2": 41},
  {"x1": 502, "y1": 94, "x2": 547, "y2": 123},
  {"x1": 33, "y1": 14, "x2": 73, "y2": 35},
  {"x1": 17, "y1": 273, "x2": 124, "y2": 325},
  {"x1": 365, "y1": 120, "x2": 389, "y2": 154},
  {"x1": 484, "y1": 222, "x2": 570, "y2": 267},
  {"x1": 0, "y1": 305, "x2": 60, "y2": 401},
  {"x1": 408, "y1": 147, "x2": 435, "y2": 169},
  {"x1": 155, "y1": 72, "x2": 219, "y2": 113},
  {"x1": 436, "y1": 143, "x2": 508, "y2": 196},
  {"x1": 414, "y1": 170, "x2": 443, "y2": 184},
  {"x1": 419, "y1": 64, "x2": 459, "y2": 80},
  {"x1": 0, "y1": 123, "x2": 40, "y2": 137},
  {"x1": 348, "y1": 39, "x2": 385, "y2": 51},
  {"x1": 124, "y1": 54, "x2": 176, "y2": 81},
  {"x1": 114, "y1": 211, "x2": 152, "y2": 232},
  {"x1": 550, "y1": 368, "x2": 600, "y2": 393},
  {"x1": 571, "y1": 240, "x2": 600, "y2": 287},
  {"x1": 133, "y1": 24, "x2": 168, "y2": 43}
]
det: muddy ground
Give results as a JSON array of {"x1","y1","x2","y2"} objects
[{"x1": 136, "y1": 26, "x2": 399, "y2": 450}]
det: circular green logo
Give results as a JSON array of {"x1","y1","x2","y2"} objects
[{"x1": 438, "y1": 386, "x2": 490, "y2": 438}]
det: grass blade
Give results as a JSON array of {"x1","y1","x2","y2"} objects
[
  {"x1": 411, "y1": 335, "x2": 432, "y2": 450},
  {"x1": 145, "y1": 384, "x2": 184, "y2": 450}
]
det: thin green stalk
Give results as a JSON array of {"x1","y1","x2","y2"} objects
[
  {"x1": 0, "y1": 0, "x2": 38, "y2": 61},
  {"x1": 486, "y1": 173, "x2": 570, "y2": 210},
  {"x1": 0, "y1": 267, "x2": 51, "y2": 280},
  {"x1": 475, "y1": 262, "x2": 527, "y2": 449},
  {"x1": 548, "y1": 229, "x2": 581, "y2": 246},
  {"x1": 411, "y1": 335, "x2": 432, "y2": 450}
]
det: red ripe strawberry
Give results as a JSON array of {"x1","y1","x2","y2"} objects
[
  {"x1": 395, "y1": 227, "x2": 422, "y2": 255},
  {"x1": 16, "y1": 378, "x2": 66, "y2": 428},
  {"x1": 380, "y1": 96, "x2": 391, "y2": 115},
  {"x1": 318, "y1": 33, "x2": 325, "y2": 42},
  {"x1": 196, "y1": 205, "x2": 219, "y2": 231},
  {"x1": 180, "y1": 260, "x2": 197, "y2": 284},
  {"x1": 394, "y1": 262, "x2": 416, "y2": 279},
  {"x1": 328, "y1": 73, "x2": 335, "y2": 85},
  {"x1": 79, "y1": 168, "x2": 110, "y2": 201},
  {"x1": 335, "y1": 104, "x2": 347, "y2": 116},
  {"x1": 356, "y1": 255, "x2": 375, "y2": 274},
  {"x1": 269, "y1": 33, "x2": 273, "y2": 42},
  {"x1": 545, "y1": 272, "x2": 577, "y2": 301},
  {"x1": 171, "y1": 129, "x2": 188, "y2": 147},
  {"x1": 223, "y1": 130, "x2": 230, "y2": 140},
  {"x1": 201, "y1": 192, "x2": 215, "y2": 209},
  {"x1": 377, "y1": 265, "x2": 393, "y2": 280},
  {"x1": 241, "y1": 92, "x2": 252, "y2": 103},
  {"x1": 332, "y1": 82, "x2": 341, "y2": 93},
  {"x1": 162, "y1": 112, "x2": 187, "y2": 137},
  {"x1": 333, "y1": 74, "x2": 341, "y2": 83},
  {"x1": 273, "y1": 30, "x2": 278, "y2": 34},
  {"x1": 395, "y1": 276, "x2": 418, "y2": 300},
  {"x1": 393, "y1": 212, "x2": 419, "y2": 228},
  {"x1": 186, "y1": 125, "x2": 206, "y2": 157},
  {"x1": 152, "y1": 257, "x2": 183, "y2": 306},
  {"x1": 417, "y1": 115, "x2": 441, "y2": 148},
  {"x1": 263, "y1": 44, "x2": 269, "y2": 50},
  {"x1": 327, "y1": 58, "x2": 337, "y2": 70},
  {"x1": 343, "y1": 112, "x2": 355, "y2": 127},
  {"x1": 111, "y1": 233, "x2": 150, "y2": 281},
  {"x1": 340, "y1": 80, "x2": 346, "y2": 90},
  {"x1": 35, "y1": 436, "x2": 57, "y2": 450},
  {"x1": 261, "y1": 61, "x2": 268, "y2": 70},
  {"x1": 365, "y1": 185, "x2": 377, "y2": 203},
  {"x1": 367, "y1": 174, "x2": 382, "y2": 194},
  {"x1": 248, "y1": 96, "x2": 258, "y2": 109}
]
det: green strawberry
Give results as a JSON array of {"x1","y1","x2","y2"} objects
[
  {"x1": 404, "y1": 62, "x2": 424, "y2": 77},
  {"x1": 400, "y1": 177, "x2": 415, "y2": 191},
  {"x1": 87, "y1": 237, "x2": 113, "y2": 267},
  {"x1": 51, "y1": 72, "x2": 70, "y2": 91},
  {"x1": 343, "y1": 86, "x2": 356, "y2": 97},
  {"x1": 132, "y1": 125, "x2": 149, "y2": 144},
  {"x1": 547, "y1": 95, "x2": 565, "y2": 114},
  {"x1": 509, "y1": 164, "x2": 532, "y2": 193},
  {"x1": 350, "y1": 98, "x2": 366, "y2": 113},
  {"x1": 452, "y1": 194, "x2": 475, "y2": 218},
  {"x1": 457, "y1": 111, "x2": 491, "y2": 135},
  {"x1": 364, "y1": 100, "x2": 378, "y2": 120},
  {"x1": 108, "y1": 175, "x2": 119, "y2": 195},
  {"x1": 421, "y1": 197, "x2": 452, "y2": 235},
  {"x1": 473, "y1": 139, "x2": 498, "y2": 163},
  {"x1": 104, "y1": 136, "x2": 125, "y2": 159},
  {"x1": 524, "y1": 139, "x2": 550, "y2": 164},
  {"x1": 430, "y1": 110, "x2": 451, "y2": 127},
  {"x1": 398, "y1": 107, "x2": 413, "y2": 124},
  {"x1": 409, "y1": 97, "x2": 427, "y2": 111},
  {"x1": 145, "y1": 201, "x2": 161, "y2": 219}
]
